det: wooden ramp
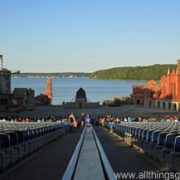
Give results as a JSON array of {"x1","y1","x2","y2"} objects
[
  {"x1": 62, "y1": 125, "x2": 115, "y2": 180},
  {"x1": 74, "y1": 127, "x2": 105, "y2": 180}
]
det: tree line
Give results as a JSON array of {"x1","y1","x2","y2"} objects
[
  {"x1": 13, "y1": 64, "x2": 177, "y2": 81},
  {"x1": 90, "y1": 64, "x2": 177, "y2": 81}
]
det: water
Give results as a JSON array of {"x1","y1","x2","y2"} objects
[{"x1": 11, "y1": 77, "x2": 146, "y2": 105}]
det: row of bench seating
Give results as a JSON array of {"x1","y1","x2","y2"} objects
[
  {"x1": 106, "y1": 122, "x2": 180, "y2": 171},
  {"x1": 0, "y1": 122, "x2": 70, "y2": 171}
]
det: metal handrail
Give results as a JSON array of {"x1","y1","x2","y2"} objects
[
  {"x1": 92, "y1": 127, "x2": 116, "y2": 180},
  {"x1": 61, "y1": 126, "x2": 87, "y2": 180}
]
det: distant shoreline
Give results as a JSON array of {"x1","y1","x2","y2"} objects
[
  {"x1": 12, "y1": 64, "x2": 176, "y2": 81},
  {"x1": 12, "y1": 72, "x2": 90, "y2": 79},
  {"x1": 12, "y1": 75, "x2": 151, "y2": 82},
  {"x1": 12, "y1": 76, "x2": 89, "y2": 79}
]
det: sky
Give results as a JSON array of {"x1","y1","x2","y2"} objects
[{"x1": 0, "y1": 0, "x2": 180, "y2": 72}]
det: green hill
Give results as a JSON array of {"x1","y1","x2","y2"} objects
[{"x1": 90, "y1": 64, "x2": 177, "y2": 81}]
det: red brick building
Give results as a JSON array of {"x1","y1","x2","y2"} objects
[{"x1": 131, "y1": 60, "x2": 180, "y2": 111}]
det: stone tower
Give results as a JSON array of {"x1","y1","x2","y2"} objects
[
  {"x1": 45, "y1": 78, "x2": 53, "y2": 105},
  {"x1": 0, "y1": 55, "x2": 11, "y2": 94},
  {"x1": 0, "y1": 69, "x2": 11, "y2": 94},
  {"x1": 75, "y1": 88, "x2": 87, "y2": 103},
  {"x1": 0, "y1": 55, "x2": 3, "y2": 70}
]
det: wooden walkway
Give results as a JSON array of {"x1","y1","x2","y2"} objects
[{"x1": 74, "y1": 127, "x2": 105, "y2": 180}]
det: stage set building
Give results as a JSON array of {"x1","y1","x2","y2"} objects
[{"x1": 131, "y1": 60, "x2": 180, "y2": 111}]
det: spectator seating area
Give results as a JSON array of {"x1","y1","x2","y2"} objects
[
  {"x1": 105, "y1": 122, "x2": 180, "y2": 171},
  {"x1": 0, "y1": 122, "x2": 70, "y2": 172}
]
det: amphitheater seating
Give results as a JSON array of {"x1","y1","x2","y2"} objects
[
  {"x1": 174, "y1": 136, "x2": 180, "y2": 152},
  {"x1": 171, "y1": 136, "x2": 180, "y2": 171},
  {"x1": 0, "y1": 122, "x2": 70, "y2": 171},
  {"x1": 107, "y1": 122, "x2": 180, "y2": 171}
]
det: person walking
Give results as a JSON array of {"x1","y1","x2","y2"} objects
[
  {"x1": 68, "y1": 113, "x2": 76, "y2": 132},
  {"x1": 81, "y1": 113, "x2": 85, "y2": 127},
  {"x1": 85, "y1": 114, "x2": 91, "y2": 126}
]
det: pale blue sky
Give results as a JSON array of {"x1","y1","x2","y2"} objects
[{"x1": 0, "y1": 0, "x2": 180, "y2": 72}]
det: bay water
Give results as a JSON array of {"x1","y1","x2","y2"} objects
[{"x1": 11, "y1": 77, "x2": 146, "y2": 105}]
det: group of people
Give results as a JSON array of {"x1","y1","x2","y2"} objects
[
  {"x1": 68, "y1": 113, "x2": 92, "y2": 132},
  {"x1": 98, "y1": 115, "x2": 180, "y2": 125},
  {"x1": 1, "y1": 113, "x2": 179, "y2": 126}
]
